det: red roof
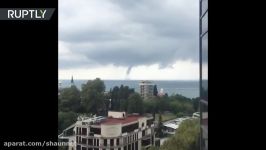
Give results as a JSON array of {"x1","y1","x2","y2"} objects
[{"x1": 101, "y1": 115, "x2": 142, "y2": 125}]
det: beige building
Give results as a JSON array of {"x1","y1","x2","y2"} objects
[
  {"x1": 59, "y1": 111, "x2": 155, "y2": 150},
  {"x1": 139, "y1": 81, "x2": 154, "y2": 100}
]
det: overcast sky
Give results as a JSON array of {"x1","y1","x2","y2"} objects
[{"x1": 59, "y1": 0, "x2": 199, "y2": 80}]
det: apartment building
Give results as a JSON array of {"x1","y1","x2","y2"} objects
[
  {"x1": 59, "y1": 111, "x2": 155, "y2": 150},
  {"x1": 139, "y1": 81, "x2": 154, "y2": 100}
]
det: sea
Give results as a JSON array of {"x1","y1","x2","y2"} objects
[{"x1": 59, "y1": 80, "x2": 199, "y2": 99}]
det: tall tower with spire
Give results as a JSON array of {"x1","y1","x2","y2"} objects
[{"x1": 70, "y1": 75, "x2": 74, "y2": 86}]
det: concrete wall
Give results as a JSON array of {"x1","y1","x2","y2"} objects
[
  {"x1": 101, "y1": 124, "x2": 122, "y2": 137},
  {"x1": 108, "y1": 111, "x2": 126, "y2": 119},
  {"x1": 138, "y1": 117, "x2": 147, "y2": 129}
]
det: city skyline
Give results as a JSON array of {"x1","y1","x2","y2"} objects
[{"x1": 59, "y1": 0, "x2": 199, "y2": 80}]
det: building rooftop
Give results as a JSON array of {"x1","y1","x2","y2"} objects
[
  {"x1": 139, "y1": 80, "x2": 154, "y2": 85},
  {"x1": 163, "y1": 117, "x2": 192, "y2": 130},
  {"x1": 164, "y1": 123, "x2": 179, "y2": 130},
  {"x1": 100, "y1": 115, "x2": 143, "y2": 125},
  {"x1": 77, "y1": 112, "x2": 153, "y2": 126}
]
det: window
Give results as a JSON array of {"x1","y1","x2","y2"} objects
[
  {"x1": 141, "y1": 139, "x2": 150, "y2": 146},
  {"x1": 88, "y1": 139, "x2": 93, "y2": 145},
  {"x1": 82, "y1": 138, "x2": 86, "y2": 144},
  {"x1": 151, "y1": 136, "x2": 154, "y2": 145},
  {"x1": 132, "y1": 143, "x2": 134, "y2": 150},
  {"x1": 116, "y1": 138, "x2": 120, "y2": 145},
  {"x1": 82, "y1": 128, "x2": 87, "y2": 136},
  {"x1": 142, "y1": 130, "x2": 145, "y2": 137},
  {"x1": 89, "y1": 132, "x2": 94, "y2": 136},
  {"x1": 82, "y1": 147, "x2": 87, "y2": 150},
  {"x1": 76, "y1": 137, "x2": 82, "y2": 144},
  {"x1": 90, "y1": 127, "x2": 101, "y2": 135},
  {"x1": 202, "y1": 33, "x2": 208, "y2": 53},
  {"x1": 201, "y1": 102, "x2": 208, "y2": 113},
  {"x1": 76, "y1": 127, "x2": 79, "y2": 135},
  {"x1": 122, "y1": 123, "x2": 138, "y2": 133},
  {"x1": 201, "y1": 12, "x2": 208, "y2": 35},
  {"x1": 147, "y1": 119, "x2": 153, "y2": 126},
  {"x1": 110, "y1": 139, "x2": 114, "y2": 146},
  {"x1": 135, "y1": 142, "x2": 138, "y2": 150},
  {"x1": 201, "y1": 0, "x2": 208, "y2": 16},
  {"x1": 104, "y1": 139, "x2": 107, "y2": 146},
  {"x1": 77, "y1": 145, "x2": 81, "y2": 150},
  {"x1": 200, "y1": 1, "x2": 208, "y2": 150},
  {"x1": 201, "y1": 33, "x2": 208, "y2": 92},
  {"x1": 96, "y1": 139, "x2": 99, "y2": 146}
]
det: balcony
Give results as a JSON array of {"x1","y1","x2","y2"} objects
[{"x1": 141, "y1": 138, "x2": 151, "y2": 147}]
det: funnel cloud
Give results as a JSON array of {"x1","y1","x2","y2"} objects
[{"x1": 59, "y1": 0, "x2": 199, "y2": 80}]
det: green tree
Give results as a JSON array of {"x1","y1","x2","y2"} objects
[
  {"x1": 183, "y1": 102, "x2": 194, "y2": 115},
  {"x1": 143, "y1": 99, "x2": 157, "y2": 115},
  {"x1": 148, "y1": 146, "x2": 159, "y2": 150},
  {"x1": 59, "y1": 85, "x2": 81, "y2": 112},
  {"x1": 192, "y1": 97, "x2": 200, "y2": 112},
  {"x1": 173, "y1": 93, "x2": 192, "y2": 102},
  {"x1": 110, "y1": 85, "x2": 135, "y2": 111},
  {"x1": 111, "y1": 86, "x2": 120, "y2": 110},
  {"x1": 169, "y1": 100, "x2": 181, "y2": 114},
  {"x1": 160, "y1": 119, "x2": 200, "y2": 150},
  {"x1": 144, "y1": 96, "x2": 168, "y2": 114},
  {"x1": 168, "y1": 94, "x2": 194, "y2": 116},
  {"x1": 58, "y1": 111, "x2": 77, "y2": 134},
  {"x1": 81, "y1": 78, "x2": 105, "y2": 115},
  {"x1": 156, "y1": 113, "x2": 164, "y2": 138},
  {"x1": 127, "y1": 93, "x2": 144, "y2": 114},
  {"x1": 157, "y1": 96, "x2": 169, "y2": 112}
]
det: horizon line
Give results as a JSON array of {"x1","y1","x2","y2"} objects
[{"x1": 58, "y1": 78, "x2": 199, "y2": 81}]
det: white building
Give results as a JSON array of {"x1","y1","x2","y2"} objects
[
  {"x1": 59, "y1": 111, "x2": 155, "y2": 150},
  {"x1": 162, "y1": 117, "x2": 192, "y2": 135},
  {"x1": 157, "y1": 88, "x2": 165, "y2": 97}
]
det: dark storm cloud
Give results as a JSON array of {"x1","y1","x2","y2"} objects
[{"x1": 59, "y1": 0, "x2": 199, "y2": 71}]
